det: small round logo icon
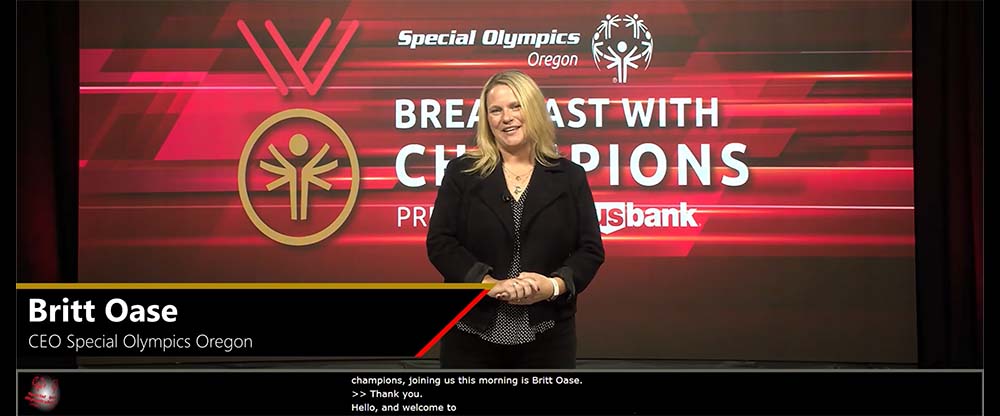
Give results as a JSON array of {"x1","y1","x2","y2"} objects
[
  {"x1": 591, "y1": 13, "x2": 653, "y2": 83},
  {"x1": 238, "y1": 109, "x2": 361, "y2": 246},
  {"x1": 24, "y1": 375, "x2": 60, "y2": 411}
]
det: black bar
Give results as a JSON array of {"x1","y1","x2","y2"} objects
[
  {"x1": 16, "y1": 371, "x2": 981, "y2": 415},
  {"x1": 17, "y1": 289, "x2": 482, "y2": 357}
]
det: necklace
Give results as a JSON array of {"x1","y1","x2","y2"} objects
[
  {"x1": 503, "y1": 164, "x2": 533, "y2": 197},
  {"x1": 503, "y1": 164, "x2": 534, "y2": 182}
]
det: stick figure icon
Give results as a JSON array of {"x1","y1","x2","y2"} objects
[
  {"x1": 259, "y1": 133, "x2": 339, "y2": 220},
  {"x1": 605, "y1": 41, "x2": 640, "y2": 83}
]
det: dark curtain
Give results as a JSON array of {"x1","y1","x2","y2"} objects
[
  {"x1": 913, "y1": 1, "x2": 983, "y2": 368},
  {"x1": 17, "y1": 0, "x2": 79, "y2": 369},
  {"x1": 17, "y1": 1, "x2": 78, "y2": 284}
]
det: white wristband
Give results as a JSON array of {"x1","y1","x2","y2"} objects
[{"x1": 548, "y1": 277, "x2": 560, "y2": 300}]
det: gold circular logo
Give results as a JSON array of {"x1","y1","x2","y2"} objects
[{"x1": 238, "y1": 109, "x2": 360, "y2": 246}]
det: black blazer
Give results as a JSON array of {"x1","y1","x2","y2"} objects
[{"x1": 426, "y1": 155, "x2": 605, "y2": 330}]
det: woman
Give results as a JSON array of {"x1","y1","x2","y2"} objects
[{"x1": 426, "y1": 70, "x2": 605, "y2": 368}]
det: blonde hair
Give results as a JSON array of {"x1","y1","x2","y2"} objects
[{"x1": 464, "y1": 70, "x2": 559, "y2": 176}]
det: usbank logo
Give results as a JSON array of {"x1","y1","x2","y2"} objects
[
  {"x1": 596, "y1": 202, "x2": 698, "y2": 235},
  {"x1": 238, "y1": 109, "x2": 360, "y2": 246},
  {"x1": 591, "y1": 14, "x2": 653, "y2": 84}
]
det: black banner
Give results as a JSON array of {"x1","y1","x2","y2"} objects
[
  {"x1": 16, "y1": 370, "x2": 981, "y2": 415},
  {"x1": 16, "y1": 287, "x2": 484, "y2": 357}
]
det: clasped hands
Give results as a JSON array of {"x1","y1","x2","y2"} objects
[{"x1": 487, "y1": 272, "x2": 556, "y2": 305}]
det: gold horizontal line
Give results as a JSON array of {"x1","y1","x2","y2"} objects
[{"x1": 16, "y1": 283, "x2": 490, "y2": 290}]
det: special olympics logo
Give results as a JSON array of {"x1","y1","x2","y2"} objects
[
  {"x1": 591, "y1": 13, "x2": 653, "y2": 83},
  {"x1": 24, "y1": 375, "x2": 59, "y2": 412},
  {"x1": 238, "y1": 109, "x2": 360, "y2": 246}
]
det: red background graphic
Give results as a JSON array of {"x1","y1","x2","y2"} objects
[{"x1": 78, "y1": 1, "x2": 914, "y2": 362}]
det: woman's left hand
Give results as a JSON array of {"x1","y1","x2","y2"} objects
[{"x1": 506, "y1": 272, "x2": 554, "y2": 305}]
